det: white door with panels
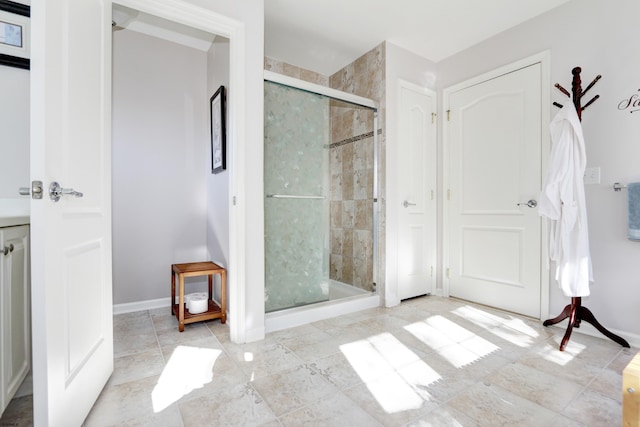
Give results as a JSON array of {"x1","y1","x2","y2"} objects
[
  {"x1": 444, "y1": 60, "x2": 545, "y2": 318},
  {"x1": 30, "y1": 0, "x2": 113, "y2": 425},
  {"x1": 397, "y1": 82, "x2": 437, "y2": 300}
]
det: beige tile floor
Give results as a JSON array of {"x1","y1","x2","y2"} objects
[{"x1": 1, "y1": 296, "x2": 636, "y2": 426}]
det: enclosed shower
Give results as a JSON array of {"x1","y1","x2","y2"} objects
[{"x1": 263, "y1": 72, "x2": 380, "y2": 323}]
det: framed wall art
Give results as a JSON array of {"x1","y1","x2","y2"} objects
[
  {"x1": 0, "y1": 0, "x2": 30, "y2": 70},
  {"x1": 210, "y1": 85, "x2": 226, "y2": 173}
]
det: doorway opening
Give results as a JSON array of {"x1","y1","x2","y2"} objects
[{"x1": 111, "y1": 4, "x2": 230, "y2": 312}]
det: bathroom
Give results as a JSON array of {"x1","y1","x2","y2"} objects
[{"x1": 5, "y1": 0, "x2": 640, "y2": 423}]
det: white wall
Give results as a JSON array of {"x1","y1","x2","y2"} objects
[
  {"x1": 384, "y1": 42, "x2": 437, "y2": 306},
  {"x1": 112, "y1": 29, "x2": 209, "y2": 304},
  {"x1": 437, "y1": 0, "x2": 640, "y2": 341},
  {"x1": 0, "y1": 66, "x2": 29, "y2": 200},
  {"x1": 206, "y1": 36, "x2": 230, "y2": 302}
]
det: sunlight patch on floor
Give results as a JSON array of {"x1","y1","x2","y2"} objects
[
  {"x1": 340, "y1": 333, "x2": 441, "y2": 413},
  {"x1": 536, "y1": 340, "x2": 583, "y2": 365},
  {"x1": 152, "y1": 346, "x2": 222, "y2": 412},
  {"x1": 490, "y1": 324, "x2": 537, "y2": 348},
  {"x1": 404, "y1": 315, "x2": 499, "y2": 368},
  {"x1": 451, "y1": 305, "x2": 537, "y2": 347},
  {"x1": 403, "y1": 317, "x2": 455, "y2": 350}
]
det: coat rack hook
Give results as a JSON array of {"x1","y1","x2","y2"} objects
[
  {"x1": 582, "y1": 94, "x2": 600, "y2": 111},
  {"x1": 554, "y1": 83, "x2": 571, "y2": 98},
  {"x1": 582, "y1": 74, "x2": 602, "y2": 97}
]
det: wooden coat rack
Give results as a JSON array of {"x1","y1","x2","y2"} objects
[{"x1": 543, "y1": 67, "x2": 630, "y2": 351}]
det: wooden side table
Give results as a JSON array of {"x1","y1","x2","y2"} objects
[{"x1": 171, "y1": 261, "x2": 226, "y2": 332}]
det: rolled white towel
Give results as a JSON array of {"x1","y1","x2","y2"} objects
[{"x1": 188, "y1": 293, "x2": 209, "y2": 314}]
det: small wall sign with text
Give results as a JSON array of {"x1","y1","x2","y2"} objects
[{"x1": 618, "y1": 89, "x2": 640, "y2": 113}]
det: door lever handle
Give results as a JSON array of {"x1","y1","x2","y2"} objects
[
  {"x1": 402, "y1": 200, "x2": 417, "y2": 208},
  {"x1": 49, "y1": 181, "x2": 83, "y2": 202},
  {"x1": 517, "y1": 199, "x2": 537, "y2": 208}
]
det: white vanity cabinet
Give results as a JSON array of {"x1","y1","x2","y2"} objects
[{"x1": 0, "y1": 225, "x2": 30, "y2": 416}]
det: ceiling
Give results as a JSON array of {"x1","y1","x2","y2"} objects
[
  {"x1": 112, "y1": 4, "x2": 216, "y2": 50},
  {"x1": 265, "y1": 0, "x2": 571, "y2": 76},
  {"x1": 114, "y1": 1, "x2": 572, "y2": 76}
]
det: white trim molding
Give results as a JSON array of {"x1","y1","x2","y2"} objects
[{"x1": 113, "y1": 297, "x2": 170, "y2": 315}]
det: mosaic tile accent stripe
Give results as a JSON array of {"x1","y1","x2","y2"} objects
[{"x1": 328, "y1": 128, "x2": 382, "y2": 149}]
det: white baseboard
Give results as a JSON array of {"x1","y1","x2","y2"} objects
[
  {"x1": 113, "y1": 297, "x2": 171, "y2": 315},
  {"x1": 113, "y1": 296, "x2": 224, "y2": 315}
]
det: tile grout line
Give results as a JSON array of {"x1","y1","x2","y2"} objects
[
  {"x1": 149, "y1": 309, "x2": 166, "y2": 364},
  {"x1": 553, "y1": 345, "x2": 626, "y2": 418}
]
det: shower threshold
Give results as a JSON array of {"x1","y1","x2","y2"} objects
[{"x1": 265, "y1": 286, "x2": 380, "y2": 333}]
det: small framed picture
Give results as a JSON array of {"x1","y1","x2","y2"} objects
[
  {"x1": 0, "y1": 1, "x2": 30, "y2": 70},
  {"x1": 210, "y1": 85, "x2": 226, "y2": 174}
]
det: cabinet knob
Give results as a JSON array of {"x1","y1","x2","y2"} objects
[{"x1": 2, "y1": 244, "x2": 14, "y2": 256}]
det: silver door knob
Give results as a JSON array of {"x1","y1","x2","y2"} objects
[
  {"x1": 403, "y1": 200, "x2": 417, "y2": 208},
  {"x1": 49, "y1": 181, "x2": 83, "y2": 202},
  {"x1": 517, "y1": 199, "x2": 537, "y2": 208}
]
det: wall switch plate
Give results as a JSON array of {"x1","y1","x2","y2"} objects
[{"x1": 584, "y1": 167, "x2": 601, "y2": 185}]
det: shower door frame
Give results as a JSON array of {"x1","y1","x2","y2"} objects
[{"x1": 263, "y1": 70, "x2": 380, "y2": 312}]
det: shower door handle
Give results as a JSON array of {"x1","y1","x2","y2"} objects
[{"x1": 402, "y1": 200, "x2": 416, "y2": 208}]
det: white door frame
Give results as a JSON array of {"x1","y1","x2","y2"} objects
[
  {"x1": 113, "y1": 0, "x2": 248, "y2": 341},
  {"x1": 442, "y1": 51, "x2": 551, "y2": 320}
]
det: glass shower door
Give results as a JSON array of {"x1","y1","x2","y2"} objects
[{"x1": 264, "y1": 81, "x2": 330, "y2": 312}]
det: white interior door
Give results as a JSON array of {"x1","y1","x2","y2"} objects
[
  {"x1": 397, "y1": 82, "x2": 436, "y2": 300},
  {"x1": 445, "y1": 62, "x2": 543, "y2": 318},
  {"x1": 30, "y1": 1, "x2": 113, "y2": 425}
]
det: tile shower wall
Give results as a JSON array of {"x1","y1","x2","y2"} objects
[
  {"x1": 264, "y1": 57, "x2": 329, "y2": 87},
  {"x1": 329, "y1": 45, "x2": 385, "y2": 293},
  {"x1": 328, "y1": 104, "x2": 375, "y2": 290},
  {"x1": 265, "y1": 46, "x2": 386, "y2": 295}
]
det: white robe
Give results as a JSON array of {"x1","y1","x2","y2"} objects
[{"x1": 538, "y1": 103, "x2": 593, "y2": 297}]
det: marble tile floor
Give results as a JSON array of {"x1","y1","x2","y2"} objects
[{"x1": 1, "y1": 296, "x2": 636, "y2": 426}]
